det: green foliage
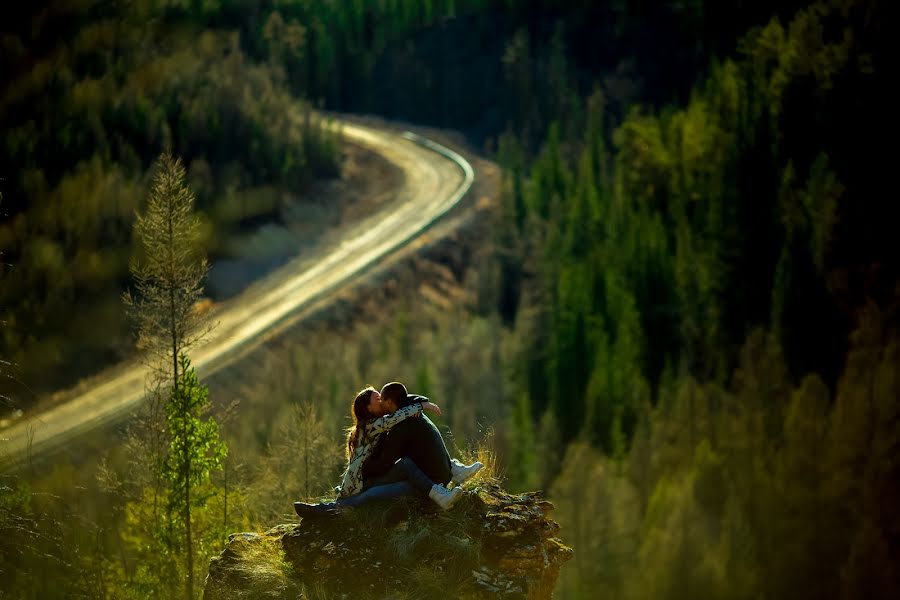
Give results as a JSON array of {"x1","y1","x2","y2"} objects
[
  {"x1": 0, "y1": 3, "x2": 341, "y2": 401},
  {"x1": 162, "y1": 353, "x2": 228, "y2": 598},
  {"x1": 219, "y1": 533, "x2": 301, "y2": 599},
  {"x1": 486, "y1": 0, "x2": 886, "y2": 453},
  {"x1": 238, "y1": 349, "x2": 345, "y2": 521},
  {"x1": 164, "y1": 353, "x2": 227, "y2": 522},
  {"x1": 547, "y1": 308, "x2": 900, "y2": 598},
  {"x1": 93, "y1": 148, "x2": 231, "y2": 599},
  {"x1": 505, "y1": 393, "x2": 537, "y2": 490},
  {"x1": 0, "y1": 477, "x2": 36, "y2": 589},
  {"x1": 474, "y1": 3, "x2": 895, "y2": 596},
  {"x1": 108, "y1": 478, "x2": 233, "y2": 600},
  {"x1": 2, "y1": 2, "x2": 893, "y2": 598},
  {"x1": 0, "y1": 460, "x2": 110, "y2": 599}
]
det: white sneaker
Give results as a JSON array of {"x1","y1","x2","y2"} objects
[
  {"x1": 450, "y1": 458, "x2": 484, "y2": 485},
  {"x1": 429, "y1": 484, "x2": 464, "y2": 511}
]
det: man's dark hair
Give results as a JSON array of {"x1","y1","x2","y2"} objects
[{"x1": 381, "y1": 381, "x2": 410, "y2": 407}]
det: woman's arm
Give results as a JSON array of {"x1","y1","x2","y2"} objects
[
  {"x1": 365, "y1": 402, "x2": 423, "y2": 436},
  {"x1": 338, "y1": 444, "x2": 370, "y2": 498}
]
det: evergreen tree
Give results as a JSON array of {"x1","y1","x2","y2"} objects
[
  {"x1": 120, "y1": 152, "x2": 211, "y2": 541},
  {"x1": 117, "y1": 152, "x2": 221, "y2": 599},
  {"x1": 124, "y1": 152, "x2": 210, "y2": 392},
  {"x1": 163, "y1": 354, "x2": 227, "y2": 600}
]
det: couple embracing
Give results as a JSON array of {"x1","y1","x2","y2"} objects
[{"x1": 294, "y1": 381, "x2": 483, "y2": 517}]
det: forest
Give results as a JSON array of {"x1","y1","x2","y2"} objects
[
  {"x1": 0, "y1": 0, "x2": 341, "y2": 397},
  {"x1": 1, "y1": 0, "x2": 896, "y2": 598}
]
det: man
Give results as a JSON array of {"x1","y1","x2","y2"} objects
[{"x1": 362, "y1": 382, "x2": 482, "y2": 490}]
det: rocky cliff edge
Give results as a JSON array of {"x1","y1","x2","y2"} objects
[{"x1": 203, "y1": 484, "x2": 573, "y2": 599}]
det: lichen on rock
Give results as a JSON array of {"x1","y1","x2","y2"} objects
[{"x1": 204, "y1": 484, "x2": 572, "y2": 599}]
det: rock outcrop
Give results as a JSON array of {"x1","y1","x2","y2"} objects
[{"x1": 204, "y1": 484, "x2": 573, "y2": 599}]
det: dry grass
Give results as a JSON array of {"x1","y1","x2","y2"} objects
[
  {"x1": 454, "y1": 427, "x2": 504, "y2": 489},
  {"x1": 227, "y1": 534, "x2": 300, "y2": 598}
]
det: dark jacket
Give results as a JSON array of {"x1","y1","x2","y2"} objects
[{"x1": 362, "y1": 395, "x2": 452, "y2": 485}]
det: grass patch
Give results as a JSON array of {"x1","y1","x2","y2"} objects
[
  {"x1": 226, "y1": 533, "x2": 301, "y2": 599},
  {"x1": 455, "y1": 427, "x2": 504, "y2": 489}
]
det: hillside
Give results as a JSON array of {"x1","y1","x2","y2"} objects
[
  {"x1": 1, "y1": 1, "x2": 895, "y2": 599},
  {"x1": 0, "y1": 1, "x2": 340, "y2": 402}
]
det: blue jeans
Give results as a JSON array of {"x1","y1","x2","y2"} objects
[
  {"x1": 337, "y1": 457, "x2": 435, "y2": 508},
  {"x1": 336, "y1": 481, "x2": 417, "y2": 508}
]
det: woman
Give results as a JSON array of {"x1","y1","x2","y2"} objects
[{"x1": 295, "y1": 386, "x2": 466, "y2": 516}]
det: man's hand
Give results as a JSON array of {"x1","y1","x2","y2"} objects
[{"x1": 422, "y1": 401, "x2": 442, "y2": 417}]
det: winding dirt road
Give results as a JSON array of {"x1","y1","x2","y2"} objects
[{"x1": 0, "y1": 121, "x2": 473, "y2": 470}]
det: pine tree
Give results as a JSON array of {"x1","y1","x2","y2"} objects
[
  {"x1": 124, "y1": 152, "x2": 210, "y2": 388},
  {"x1": 122, "y1": 152, "x2": 211, "y2": 499},
  {"x1": 120, "y1": 152, "x2": 218, "y2": 599}
]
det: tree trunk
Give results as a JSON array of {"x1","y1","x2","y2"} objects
[
  {"x1": 185, "y1": 396, "x2": 194, "y2": 600},
  {"x1": 186, "y1": 486, "x2": 193, "y2": 600},
  {"x1": 223, "y1": 459, "x2": 228, "y2": 529},
  {"x1": 169, "y1": 211, "x2": 179, "y2": 394}
]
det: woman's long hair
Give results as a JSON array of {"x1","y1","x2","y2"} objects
[{"x1": 346, "y1": 386, "x2": 377, "y2": 460}]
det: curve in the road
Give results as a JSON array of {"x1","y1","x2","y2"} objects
[{"x1": 0, "y1": 121, "x2": 474, "y2": 470}]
